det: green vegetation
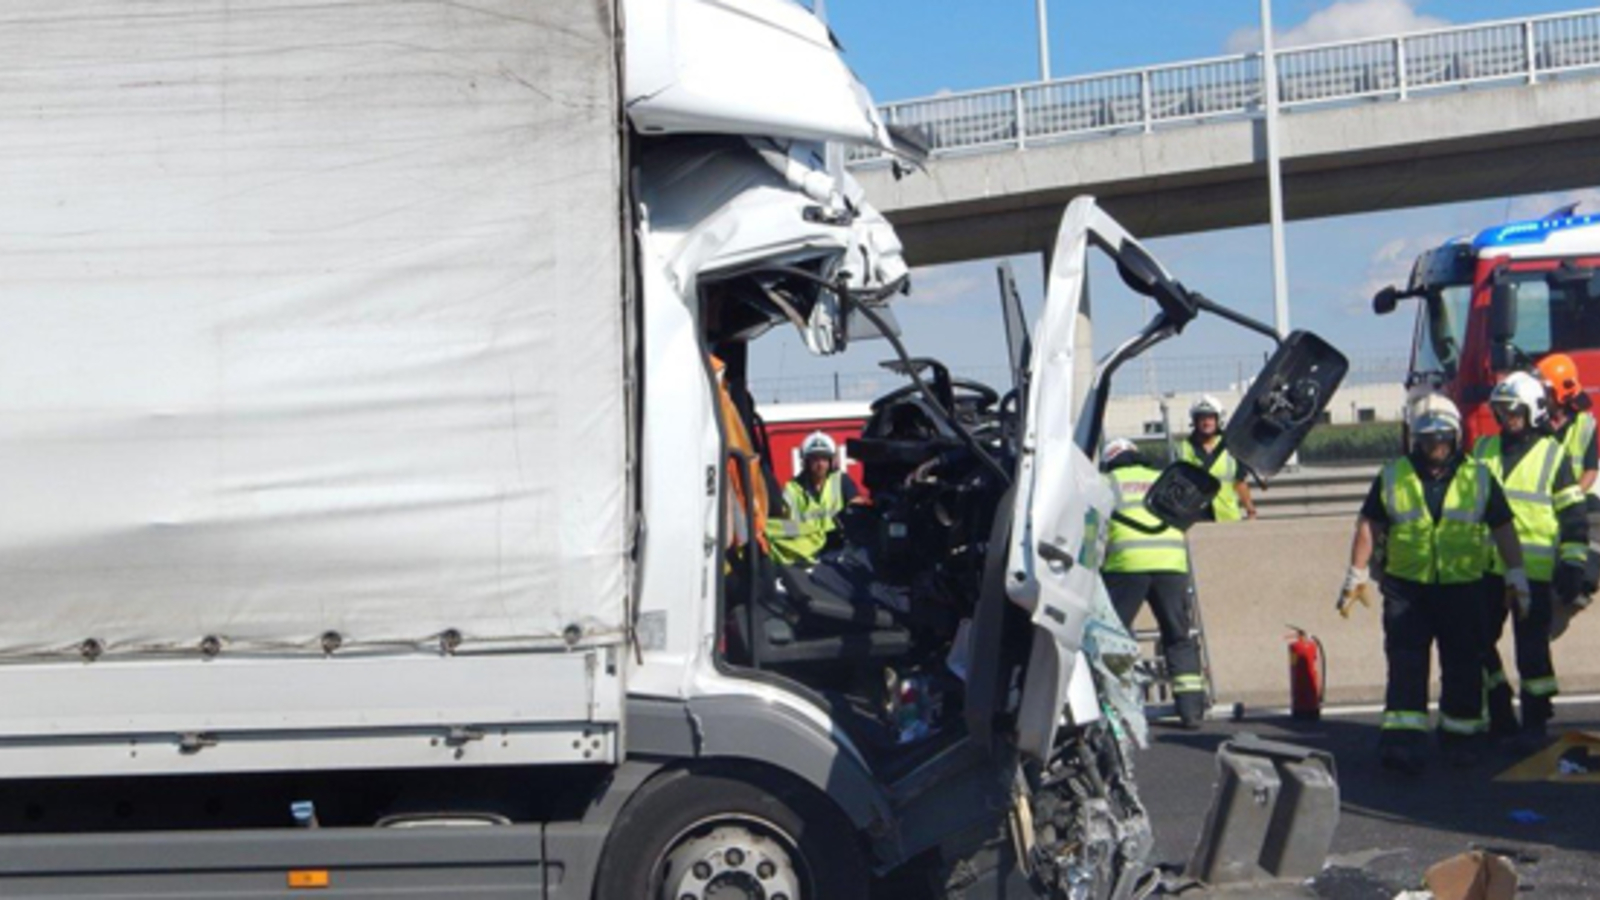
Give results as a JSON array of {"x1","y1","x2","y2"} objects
[{"x1": 1296, "y1": 422, "x2": 1402, "y2": 463}]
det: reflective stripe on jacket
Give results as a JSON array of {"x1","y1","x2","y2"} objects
[
  {"x1": 1177, "y1": 439, "x2": 1241, "y2": 522},
  {"x1": 1379, "y1": 455, "x2": 1490, "y2": 585},
  {"x1": 1103, "y1": 464, "x2": 1190, "y2": 574},
  {"x1": 1474, "y1": 435, "x2": 1581, "y2": 581},
  {"x1": 765, "y1": 472, "x2": 844, "y2": 565}
]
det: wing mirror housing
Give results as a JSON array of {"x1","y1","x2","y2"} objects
[
  {"x1": 1372, "y1": 285, "x2": 1400, "y2": 315},
  {"x1": 1224, "y1": 331, "x2": 1349, "y2": 479},
  {"x1": 1487, "y1": 269, "x2": 1519, "y2": 372},
  {"x1": 1488, "y1": 271, "x2": 1517, "y2": 345},
  {"x1": 1145, "y1": 462, "x2": 1221, "y2": 532}
]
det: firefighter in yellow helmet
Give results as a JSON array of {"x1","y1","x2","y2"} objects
[
  {"x1": 1340, "y1": 393, "x2": 1524, "y2": 772},
  {"x1": 766, "y1": 431, "x2": 865, "y2": 566},
  {"x1": 1474, "y1": 371, "x2": 1588, "y2": 745},
  {"x1": 1102, "y1": 438, "x2": 1206, "y2": 728}
]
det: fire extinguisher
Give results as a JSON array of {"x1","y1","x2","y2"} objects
[{"x1": 1286, "y1": 626, "x2": 1326, "y2": 721}]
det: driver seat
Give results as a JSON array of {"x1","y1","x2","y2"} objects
[{"x1": 746, "y1": 561, "x2": 912, "y2": 667}]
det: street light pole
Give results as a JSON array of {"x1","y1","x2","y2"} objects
[
  {"x1": 1260, "y1": 0, "x2": 1290, "y2": 338},
  {"x1": 1037, "y1": 0, "x2": 1052, "y2": 81}
]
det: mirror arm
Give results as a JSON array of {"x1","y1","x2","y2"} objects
[
  {"x1": 1191, "y1": 292, "x2": 1282, "y2": 345},
  {"x1": 1078, "y1": 313, "x2": 1179, "y2": 455}
]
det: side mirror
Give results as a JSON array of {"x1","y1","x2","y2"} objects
[
  {"x1": 1145, "y1": 462, "x2": 1221, "y2": 532},
  {"x1": 1489, "y1": 272, "x2": 1517, "y2": 344},
  {"x1": 1372, "y1": 286, "x2": 1399, "y2": 316},
  {"x1": 1224, "y1": 330, "x2": 1349, "y2": 479}
]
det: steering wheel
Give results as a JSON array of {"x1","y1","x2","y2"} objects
[{"x1": 872, "y1": 377, "x2": 1001, "y2": 413}]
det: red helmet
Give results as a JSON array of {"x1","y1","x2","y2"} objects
[{"x1": 1537, "y1": 353, "x2": 1583, "y2": 407}]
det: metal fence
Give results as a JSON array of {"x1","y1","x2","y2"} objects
[
  {"x1": 750, "y1": 353, "x2": 1408, "y2": 406},
  {"x1": 851, "y1": 8, "x2": 1600, "y2": 163}
]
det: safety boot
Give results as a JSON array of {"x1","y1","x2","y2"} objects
[{"x1": 1174, "y1": 692, "x2": 1206, "y2": 730}]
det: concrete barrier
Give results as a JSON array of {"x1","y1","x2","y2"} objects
[{"x1": 1162, "y1": 517, "x2": 1600, "y2": 709}]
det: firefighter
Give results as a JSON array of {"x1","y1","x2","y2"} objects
[
  {"x1": 766, "y1": 431, "x2": 864, "y2": 566},
  {"x1": 1102, "y1": 438, "x2": 1206, "y2": 728},
  {"x1": 1339, "y1": 393, "x2": 1524, "y2": 772},
  {"x1": 1177, "y1": 396, "x2": 1257, "y2": 522},
  {"x1": 1536, "y1": 353, "x2": 1598, "y2": 639},
  {"x1": 1474, "y1": 371, "x2": 1589, "y2": 743}
]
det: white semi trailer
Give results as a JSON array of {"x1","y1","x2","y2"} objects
[{"x1": 0, "y1": 1, "x2": 1344, "y2": 897}]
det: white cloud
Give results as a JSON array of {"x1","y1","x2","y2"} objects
[
  {"x1": 1226, "y1": 0, "x2": 1448, "y2": 54},
  {"x1": 1505, "y1": 188, "x2": 1600, "y2": 222},
  {"x1": 903, "y1": 265, "x2": 985, "y2": 307}
]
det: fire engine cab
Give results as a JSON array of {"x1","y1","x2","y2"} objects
[{"x1": 1376, "y1": 206, "x2": 1600, "y2": 442}]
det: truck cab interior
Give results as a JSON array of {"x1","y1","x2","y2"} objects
[{"x1": 697, "y1": 265, "x2": 1024, "y2": 771}]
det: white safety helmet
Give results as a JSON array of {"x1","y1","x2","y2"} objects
[
  {"x1": 1103, "y1": 437, "x2": 1140, "y2": 463},
  {"x1": 1407, "y1": 392, "x2": 1462, "y2": 449},
  {"x1": 1489, "y1": 371, "x2": 1549, "y2": 430},
  {"x1": 1190, "y1": 395, "x2": 1224, "y2": 421},
  {"x1": 800, "y1": 430, "x2": 837, "y2": 459}
]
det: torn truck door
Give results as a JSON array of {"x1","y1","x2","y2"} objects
[{"x1": 1003, "y1": 199, "x2": 1115, "y2": 763}]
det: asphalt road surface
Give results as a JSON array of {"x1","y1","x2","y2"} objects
[{"x1": 1135, "y1": 699, "x2": 1600, "y2": 898}]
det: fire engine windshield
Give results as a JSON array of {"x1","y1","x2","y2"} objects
[
  {"x1": 1414, "y1": 285, "x2": 1470, "y2": 378},
  {"x1": 1502, "y1": 269, "x2": 1600, "y2": 356}
]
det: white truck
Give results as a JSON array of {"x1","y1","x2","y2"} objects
[{"x1": 0, "y1": 1, "x2": 1345, "y2": 897}]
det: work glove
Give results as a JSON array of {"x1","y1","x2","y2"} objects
[
  {"x1": 1505, "y1": 566, "x2": 1532, "y2": 621},
  {"x1": 1336, "y1": 565, "x2": 1373, "y2": 618}
]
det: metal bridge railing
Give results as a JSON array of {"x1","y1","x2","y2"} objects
[{"x1": 850, "y1": 7, "x2": 1600, "y2": 164}]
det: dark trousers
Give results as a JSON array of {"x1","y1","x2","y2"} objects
[
  {"x1": 1482, "y1": 574, "x2": 1558, "y2": 730},
  {"x1": 1381, "y1": 578, "x2": 1486, "y2": 747},
  {"x1": 1105, "y1": 571, "x2": 1203, "y2": 715}
]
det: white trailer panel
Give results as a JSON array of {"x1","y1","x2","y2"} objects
[{"x1": 0, "y1": 1, "x2": 631, "y2": 662}]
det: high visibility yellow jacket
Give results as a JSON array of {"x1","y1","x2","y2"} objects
[
  {"x1": 1557, "y1": 410, "x2": 1597, "y2": 483},
  {"x1": 765, "y1": 473, "x2": 844, "y2": 566},
  {"x1": 1379, "y1": 455, "x2": 1491, "y2": 585},
  {"x1": 1103, "y1": 463, "x2": 1190, "y2": 574},
  {"x1": 1177, "y1": 438, "x2": 1241, "y2": 522},
  {"x1": 1474, "y1": 434, "x2": 1585, "y2": 581}
]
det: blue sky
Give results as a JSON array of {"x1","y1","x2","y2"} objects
[{"x1": 748, "y1": 0, "x2": 1600, "y2": 399}]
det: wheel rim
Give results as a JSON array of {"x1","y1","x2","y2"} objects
[{"x1": 656, "y1": 814, "x2": 806, "y2": 900}]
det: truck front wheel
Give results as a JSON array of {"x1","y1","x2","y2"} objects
[{"x1": 594, "y1": 766, "x2": 867, "y2": 900}]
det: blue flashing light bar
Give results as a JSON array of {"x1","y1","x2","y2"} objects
[{"x1": 1474, "y1": 213, "x2": 1600, "y2": 250}]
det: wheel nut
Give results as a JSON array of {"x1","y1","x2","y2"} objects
[
  {"x1": 692, "y1": 861, "x2": 712, "y2": 880},
  {"x1": 724, "y1": 847, "x2": 745, "y2": 867},
  {"x1": 757, "y1": 861, "x2": 776, "y2": 880}
]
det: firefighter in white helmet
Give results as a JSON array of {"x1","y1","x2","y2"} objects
[
  {"x1": 1341, "y1": 392, "x2": 1523, "y2": 772},
  {"x1": 766, "y1": 430, "x2": 865, "y2": 566},
  {"x1": 1176, "y1": 395, "x2": 1256, "y2": 521},
  {"x1": 1473, "y1": 371, "x2": 1588, "y2": 745}
]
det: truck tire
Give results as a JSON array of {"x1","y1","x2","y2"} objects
[{"x1": 594, "y1": 765, "x2": 867, "y2": 900}]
